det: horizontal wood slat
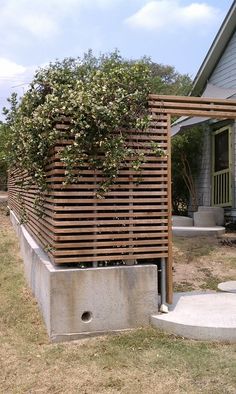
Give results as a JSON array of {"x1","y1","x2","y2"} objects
[{"x1": 51, "y1": 252, "x2": 168, "y2": 264}]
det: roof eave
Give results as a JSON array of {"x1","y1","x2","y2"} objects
[{"x1": 191, "y1": 2, "x2": 236, "y2": 96}]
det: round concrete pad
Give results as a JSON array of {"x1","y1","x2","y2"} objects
[
  {"x1": 218, "y1": 281, "x2": 236, "y2": 293},
  {"x1": 172, "y1": 226, "x2": 225, "y2": 237},
  {"x1": 151, "y1": 291, "x2": 236, "y2": 342}
]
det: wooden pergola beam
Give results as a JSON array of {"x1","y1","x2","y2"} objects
[{"x1": 149, "y1": 94, "x2": 236, "y2": 119}]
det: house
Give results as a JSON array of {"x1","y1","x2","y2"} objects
[{"x1": 172, "y1": 0, "x2": 236, "y2": 221}]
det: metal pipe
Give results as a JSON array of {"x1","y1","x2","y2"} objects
[{"x1": 160, "y1": 257, "x2": 168, "y2": 313}]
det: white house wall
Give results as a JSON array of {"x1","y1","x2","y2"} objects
[
  {"x1": 233, "y1": 122, "x2": 236, "y2": 209},
  {"x1": 209, "y1": 31, "x2": 236, "y2": 89}
]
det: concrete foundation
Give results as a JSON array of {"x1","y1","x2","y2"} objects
[{"x1": 10, "y1": 210, "x2": 158, "y2": 342}]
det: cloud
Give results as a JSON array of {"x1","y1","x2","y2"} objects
[
  {"x1": 1, "y1": 0, "x2": 69, "y2": 40},
  {"x1": 126, "y1": 1, "x2": 221, "y2": 31},
  {"x1": 0, "y1": 0, "x2": 120, "y2": 40},
  {"x1": 0, "y1": 58, "x2": 26, "y2": 80},
  {"x1": 0, "y1": 58, "x2": 37, "y2": 118},
  {"x1": 0, "y1": 57, "x2": 36, "y2": 97},
  {"x1": 20, "y1": 14, "x2": 58, "y2": 39}
]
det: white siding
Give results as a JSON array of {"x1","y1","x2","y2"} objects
[
  {"x1": 209, "y1": 30, "x2": 236, "y2": 88},
  {"x1": 233, "y1": 122, "x2": 236, "y2": 208}
]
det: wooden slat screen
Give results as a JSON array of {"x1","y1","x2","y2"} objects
[
  {"x1": 10, "y1": 94, "x2": 236, "y2": 305},
  {"x1": 8, "y1": 108, "x2": 171, "y2": 268}
]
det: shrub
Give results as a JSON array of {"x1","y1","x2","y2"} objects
[
  {"x1": 172, "y1": 126, "x2": 204, "y2": 214},
  {"x1": 4, "y1": 51, "x2": 153, "y2": 193}
]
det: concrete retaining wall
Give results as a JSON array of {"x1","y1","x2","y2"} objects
[{"x1": 10, "y1": 210, "x2": 158, "y2": 342}]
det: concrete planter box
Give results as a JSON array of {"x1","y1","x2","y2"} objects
[{"x1": 11, "y1": 210, "x2": 158, "y2": 342}]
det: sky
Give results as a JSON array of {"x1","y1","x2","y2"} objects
[{"x1": 0, "y1": 0, "x2": 234, "y2": 115}]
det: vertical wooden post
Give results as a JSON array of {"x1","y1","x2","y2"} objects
[
  {"x1": 166, "y1": 114, "x2": 173, "y2": 304},
  {"x1": 128, "y1": 175, "x2": 136, "y2": 265},
  {"x1": 128, "y1": 133, "x2": 135, "y2": 265}
]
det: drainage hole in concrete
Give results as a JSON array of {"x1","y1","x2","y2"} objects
[{"x1": 81, "y1": 311, "x2": 93, "y2": 323}]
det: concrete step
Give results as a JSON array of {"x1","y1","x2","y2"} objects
[
  {"x1": 218, "y1": 281, "x2": 236, "y2": 294},
  {"x1": 193, "y1": 211, "x2": 216, "y2": 227},
  {"x1": 198, "y1": 206, "x2": 224, "y2": 226},
  {"x1": 172, "y1": 226, "x2": 225, "y2": 237},
  {"x1": 151, "y1": 291, "x2": 236, "y2": 342},
  {"x1": 0, "y1": 192, "x2": 8, "y2": 202}
]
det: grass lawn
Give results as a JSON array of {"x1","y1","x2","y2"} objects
[{"x1": 0, "y1": 204, "x2": 236, "y2": 394}]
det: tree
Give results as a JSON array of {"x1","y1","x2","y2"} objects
[
  {"x1": 127, "y1": 57, "x2": 192, "y2": 95},
  {"x1": 148, "y1": 61, "x2": 192, "y2": 95},
  {"x1": 0, "y1": 122, "x2": 9, "y2": 190},
  {"x1": 171, "y1": 126, "x2": 204, "y2": 214}
]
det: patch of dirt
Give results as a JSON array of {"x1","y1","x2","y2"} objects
[{"x1": 173, "y1": 236, "x2": 236, "y2": 291}]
